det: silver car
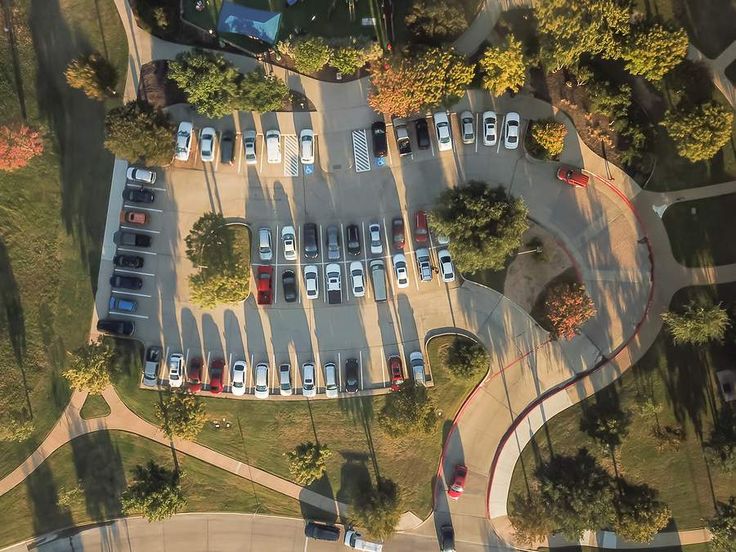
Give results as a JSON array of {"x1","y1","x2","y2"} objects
[
  {"x1": 460, "y1": 111, "x2": 474, "y2": 144},
  {"x1": 326, "y1": 224, "x2": 340, "y2": 260},
  {"x1": 369, "y1": 223, "x2": 383, "y2": 255},
  {"x1": 243, "y1": 130, "x2": 257, "y2": 165}
]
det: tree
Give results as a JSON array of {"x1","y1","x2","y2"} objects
[
  {"x1": 185, "y1": 212, "x2": 233, "y2": 268},
  {"x1": 508, "y1": 491, "x2": 556, "y2": 545},
  {"x1": 430, "y1": 181, "x2": 528, "y2": 273},
  {"x1": 613, "y1": 481, "x2": 671, "y2": 543},
  {"x1": 238, "y1": 68, "x2": 289, "y2": 113},
  {"x1": 0, "y1": 417, "x2": 34, "y2": 442},
  {"x1": 580, "y1": 404, "x2": 630, "y2": 453},
  {"x1": 121, "y1": 460, "x2": 186, "y2": 522},
  {"x1": 155, "y1": 390, "x2": 206, "y2": 440},
  {"x1": 479, "y1": 35, "x2": 526, "y2": 97},
  {"x1": 0, "y1": 124, "x2": 44, "y2": 171},
  {"x1": 104, "y1": 101, "x2": 174, "y2": 165},
  {"x1": 661, "y1": 101, "x2": 734, "y2": 162},
  {"x1": 290, "y1": 36, "x2": 332, "y2": 75},
  {"x1": 65, "y1": 52, "x2": 117, "y2": 100},
  {"x1": 661, "y1": 300, "x2": 730, "y2": 345},
  {"x1": 168, "y1": 49, "x2": 242, "y2": 118},
  {"x1": 445, "y1": 338, "x2": 488, "y2": 379},
  {"x1": 544, "y1": 283, "x2": 596, "y2": 340},
  {"x1": 705, "y1": 409, "x2": 736, "y2": 474},
  {"x1": 404, "y1": 0, "x2": 467, "y2": 45},
  {"x1": 708, "y1": 496, "x2": 736, "y2": 552},
  {"x1": 622, "y1": 24, "x2": 688, "y2": 82},
  {"x1": 587, "y1": 81, "x2": 632, "y2": 120},
  {"x1": 285, "y1": 442, "x2": 332, "y2": 485},
  {"x1": 352, "y1": 477, "x2": 402, "y2": 540},
  {"x1": 189, "y1": 270, "x2": 250, "y2": 309},
  {"x1": 379, "y1": 382, "x2": 436, "y2": 437},
  {"x1": 527, "y1": 118, "x2": 568, "y2": 159},
  {"x1": 63, "y1": 337, "x2": 115, "y2": 394}
]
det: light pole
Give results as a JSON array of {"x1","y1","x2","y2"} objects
[{"x1": 517, "y1": 245, "x2": 543, "y2": 256}]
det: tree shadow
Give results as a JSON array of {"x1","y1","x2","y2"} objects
[
  {"x1": 24, "y1": 460, "x2": 73, "y2": 540},
  {"x1": 300, "y1": 471, "x2": 338, "y2": 523},
  {"x1": 336, "y1": 451, "x2": 372, "y2": 520}
]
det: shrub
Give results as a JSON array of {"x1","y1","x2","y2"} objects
[
  {"x1": 404, "y1": 0, "x2": 467, "y2": 45},
  {"x1": 527, "y1": 118, "x2": 567, "y2": 159},
  {"x1": 622, "y1": 24, "x2": 688, "y2": 82},
  {"x1": 0, "y1": 124, "x2": 44, "y2": 171},
  {"x1": 445, "y1": 338, "x2": 488, "y2": 379},
  {"x1": 544, "y1": 283, "x2": 596, "y2": 340},
  {"x1": 661, "y1": 301, "x2": 730, "y2": 345},
  {"x1": 290, "y1": 36, "x2": 332, "y2": 74},
  {"x1": 285, "y1": 442, "x2": 331, "y2": 485},
  {"x1": 65, "y1": 52, "x2": 118, "y2": 100},
  {"x1": 661, "y1": 101, "x2": 734, "y2": 162},
  {"x1": 155, "y1": 390, "x2": 206, "y2": 440},
  {"x1": 104, "y1": 101, "x2": 174, "y2": 165},
  {"x1": 479, "y1": 35, "x2": 526, "y2": 97},
  {"x1": 352, "y1": 477, "x2": 402, "y2": 540},
  {"x1": 379, "y1": 382, "x2": 436, "y2": 437},
  {"x1": 121, "y1": 461, "x2": 185, "y2": 522},
  {"x1": 63, "y1": 337, "x2": 115, "y2": 394}
]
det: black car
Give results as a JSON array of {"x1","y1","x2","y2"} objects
[
  {"x1": 415, "y1": 118, "x2": 430, "y2": 150},
  {"x1": 304, "y1": 521, "x2": 340, "y2": 542},
  {"x1": 345, "y1": 358, "x2": 359, "y2": 393},
  {"x1": 115, "y1": 231, "x2": 152, "y2": 248},
  {"x1": 97, "y1": 318, "x2": 135, "y2": 337},
  {"x1": 220, "y1": 130, "x2": 235, "y2": 165},
  {"x1": 440, "y1": 525, "x2": 455, "y2": 552},
  {"x1": 346, "y1": 224, "x2": 361, "y2": 256},
  {"x1": 122, "y1": 187, "x2": 155, "y2": 203},
  {"x1": 371, "y1": 121, "x2": 388, "y2": 158},
  {"x1": 282, "y1": 270, "x2": 298, "y2": 303},
  {"x1": 303, "y1": 222, "x2": 319, "y2": 259},
  {"x1": 113, "y1": 254, "x2": 144, "y2": 269},
  {"x1": 110, "y1": 274, "x2": 143, "y2": 290}
]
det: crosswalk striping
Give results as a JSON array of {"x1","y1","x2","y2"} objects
[
  {"x1": 283, "y1": 135, "x2": 299, "y2": 177},
  {"x1": 352, "y1": 129, "x2": 371, "y2": 173}
]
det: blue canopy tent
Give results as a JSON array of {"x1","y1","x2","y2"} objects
[{"x1": 217, "y1": 2, "x2": 282, "y2": 46}]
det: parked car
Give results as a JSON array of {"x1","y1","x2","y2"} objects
[
  {"x1": 409, "y1": 351, "x2": 426, "y2": 385},
  {"x1": 350, "y1": 261, "x2": 365, "y2": 298},
  {"x1": 281, "y1": 225, "x2": 297, "y2": 260},
  {"x1": 143, "y1": 346, "x2": 162, "y2": 387},
  {"x1": 414, "y1": 210, "x2": 429, "y2": 244},
  {"x1": 437, "y1": 249, "x2": 455, "y2": 282},
  {"x1": 122, "y1": 187, "x2": 154, "y2": 203},
  {"x1": 304, "y1": 265, "x2": 319, "y2": 300},
  {"x1": 447, "y1": 464, "x2": 468, "y2": 500},
  {"x1": 279, "y1": 363, "x2": 292, "y2": 396},
  {"x1": 503, "y1": 112, "x2": 520, "y2": 150},
  {"x1": 371, "y1": 121, "x2": 387, "y2": 158},
  {"x1": 482, "y1": 111, "x2": 498, "y2": 146},
  {"x1": 392, "y1": 253, "x2": 409, "y2": 289},
  {"x1": 440, "y1": 525, "x2": 455, "y2": 552},
  {"x1": 303, "y1": 222, "x2": 319, "y2": 259},
  {"x1": 433, "y1": 111, "x2": 452, "y2": 151},
  {"x1": 460, "y1": 111, "x2": 475, "y2": 144},
  {"x1": 282, "y1": 270, "x2": 298, "y2": 303},
  {"x1": 168, "y1": 352, "x2": 184, "y2": 388},
  {"x1": 324, "y1": 362, "x2": 338, "y2": 398},
  {"x1": 305, "y1": 521, "x2": 340, "y2": 541},
  {"x1": 114, "y1": 231, "x2": 151, "y2": 248},
  {"x1": 258, "y1": 227, "x2": 273, "y2": 261},
  {"x1": 108, "y1": 296, "x2": 137, "y2": 313},
  {"x1": 109, "y1": 274, "x2": 142, "y2": 290},
  {"x1": 326, "y1": 224, "x2": 340, "y2": 261},
  {"x1": 231, "y1": 360, "x2": 247, "y2": 396},
  {"x1": 556, "y1": 166, "x2": 590, "y2": 188},
  {"x1": 344, "y1": 530, "x2": 382, "y2": 551},
  {"x1": 392, "y1": 217, "x2": 405, "y2": 250},
  {"x1": 369, "y1": 223, "x2": 382, "y2": 255},
  {"x1": 415, "y1": 248, "x2": 432, "y2": 282},
  {"x1": 302, "y1": 362, "x2": 316, "y2": 398},
  {"x1": 120, "y1": 209, "x2": 148, "y2": 225},
  {"x1": 414, "y1": 118, "x2": 430, "y2": 149},
  {"x1": 254, "y1": 362, "x2": 269, "y2": 399},
  {"x1": 300, "y1": 128, "x2": 315, "y2": 164},
  {"x1": 209, "y1": 358, "x2": 224, "y2": 394},
  {"x1": 175, "y1": 121, "x2": 193, "y2": 161},
  {"x1": 395, "y1": 122, "x2": 412, "y2": 156},
  {"x1": 199, "y1": 127, "x2": 217, "y2": 162},
  {"x1": 266, "y1": 129, "x2": 281, "y2": 164},
  {"x1": 220, "y1": 130, "x2": 235, "y2": 165},
  {"x1": 256, "y1": 265, "x2": 273, "y2": 306},
  {"x1": 345, "y1": 358, "x2": 359, "y2": 393},
  {"x1": 113, "y1": 254, "x2": 144, "y2": 269},
  {"x1": 389, "y1": 356, "x2": 404, "y2": 391},
  {"x1": 243, "y1": 129, "x2": 257, "y2": 165},
  {"x1": 346, "y1": 224, "x2": 361, "y2": 256},
  {"x1": 188, "y1": 357, "x2": 203, "y2": 393},
  {"x1": 96, "y1": 318, "x2": 134, "y2": 337},
  {"x1": 126, "y1": 166, "x2": 156, "y2": 184}
]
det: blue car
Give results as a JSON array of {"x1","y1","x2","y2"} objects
[{"x1": 109, "y1": 296, "x2": 138, "y2": 313}]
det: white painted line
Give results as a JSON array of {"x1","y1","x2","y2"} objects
[
  {"x1": 123, "y1": 205, "x2": 163, "y2": 213},
  {"x1": 114, "y1": 268, "x2": 155, "y2": 278},
  {"x1": 237, "y1": 138, "x2": 243, "y2": 174},
  {"x1": 163, "y1": 345, "x2": 170, "y2": 380},
  {"x1": 120, "y1": 225, "x2": 160, "y2": 234},
  {"x1": 315, "y1": 351, "x2": 322, "y2": 391},
  {"x1": 271, "y1": 354, "x2": 277, "y2": 393},
  {"x1": 359, "y1": 350, "x2": 364, "y2": 390},
  {"x1": 381, "y1": 350, "x2": 388, "y2": 388},
  {"x1": 204, "y1": 351, "x2": 211, "y2": 385},
  {"x1": 112, "y1": 290, "x2": 151, "y2": 298},
  {"x1": 185, "y1": 349, "x2": 190, "y2": 371},
  {"x1": 475, "y1": 112, "x2": 479, "y2": 153},
  {"x1": 409, "y1": 250, "x2": 420, "y2": 290},
  {"x1": 337, "y1": 352, "x2": 342, "y2": 390},
  {"x1": 429, "y1": 128, "x2": 435, "y2": 157},
  {"x1": 117, "y1": 247, "x2": 157, "y2": 256},
  {"x1": 361, "y1": 221, "x2": 368, "y2": 264},
  {"x1": 259, "y1": 141, "x2": 264, "y2": 174},
  {"x1": 381, "y1": 217, "x2": 390, "y2": 254},
  {"x1": 497, "y1": 114, "x2": 504, "y2": 154},
  {"x1": 109, "y1": 311, "x2": 149, "y2": 320},
  {"x1": 248, "y1": 353, "x2": 254, "y2": 393}
]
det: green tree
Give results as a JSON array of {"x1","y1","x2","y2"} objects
[
  {"x1": 661, "y1": 300, "x2": 730, "y2": 345},
  {"x1": 238, "y1": 68, "x2": 289, "y2": 112},
  {"x1": 189, "y1": 270, "x2": 250, "y2": 309},
  {"x1": 155, "y1": 390, "x2": 206, "y2": 440},
  {"x1": 185, "y1": 212, "x2": 233, "y2": 268},
  {"x1": 527, "y1": 118, "x2": 568, "y2": 159},
  {"x1": 404, "y1": 0, "x2": 467, "y2": 45},
  {"x1": 430, "y1": 181, "x2": 528, "y2": 273},
  {"x1": 352, "y1": 477, "x2": 402, "y2": 540},
  {"x1": 285, "y1": 442, "x2": 332, "y2": 485},
  {"x1": 104, "y1": 101, "x2": 175, "y2": 165},
  {"x1": 661, "y1": 101, "x2": 734, "y2": 162},
  {"x1": 0, "y1": 416, "x2": 34, "y2": 442},
  {"x1": 508, "y1": 491, "x2": 556, "y2": 545},
  {"x1": 121, "y1": 461, "x2": 186, "y2": 522},
  {"x1": 291, "y1": 36, "x2": 332, "y2": 74},
  {"x1": 613, "y1": 481, "x2": 671, "y2": 543},
  {"x1": 622, "y1": 24, "x2": 688, "y2": 82},
  {"x1": 544, "y1": 283, "x2": 597, "y2": 340},
  {"x1": 63, "y1": 337, "x2": 115, "y2": 394},
  {"x1": 708, "y1": 496, "x2": 736, "y2": 552},
  {"x1": 705, "y1": 409, "x2": 736, "y2": 474},
  {"x1": 580, "y1": 404, "x2": 630, "y2": 453},
  {"x1": 587, "y1": 81, "x2": 632, "y2": 119},
  {"x1": 445, "y1": 338, "x2": 488, "y2": 379},
  {"x1": 65, "y1": 52, "x2": 117, "y2": 100},
  {"x1": 479, "y1": 35, "x2": 526, "y2": 97},
  {"x1": 379, "y1": 382, "x2": 437, "y2": 437}
]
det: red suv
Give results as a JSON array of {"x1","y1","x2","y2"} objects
[
  {"x1": 556, "y1": 166, "x2": 589, "y2": 188},
  {"x1": 388, "y1": 356, "x2": 404, "y2": 391},
  {"x1": 188, "y1": 357, "x2": 203, "y2": 393},
  {"x1": 414, "y1": 210, "x2": 429, "y2": 244},
  {"x1": 209, "y1": 358, "x2": 225, "y2": 394},
  {"x1": 392, "y1": 217, "x2": 405, "y2": 250}
]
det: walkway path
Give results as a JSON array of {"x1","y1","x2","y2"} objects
[{"x1": 686, "y1": 43, "x2": 736, "y2": 107}]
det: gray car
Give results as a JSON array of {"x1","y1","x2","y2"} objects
[
  {"x1": 326, "y1": 224, "x2": 340, "y2": 260},
  {"x1": 143, "y1": 346, "x2": 162, "y2": 387}
]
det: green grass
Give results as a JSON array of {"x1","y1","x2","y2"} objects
[
  {"x1": 112, "y1": 334, "x2": 482, "y2": 517},
  {"x1": 662, "y1": 193, "x2": 736, "y2": 266},
  {"x1": 79, "y1": 394, "x2": 111, "y2": 419},
  {"x1": 541, "y1": 546, "x2": 711, "y2": 552},
  {"x1": 0, "y1": 0, "x2": 126, "y2": 478},
  {"x1": 508, "y1": 283, "x2": 736, "y2": 530},
  {"x1": 0, "y1": 430, "x2": 302, "y2": 548}
]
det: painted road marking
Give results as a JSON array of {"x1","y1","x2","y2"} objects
[
  {"x1": 117, "y1": 247, "x2": 157, "y2": 256},
  {"x1": 111, "y1": 290, "x2": 151, "y2": 298},
  {"x1": 120, "y1": 225, "x2": 160, "y2": 234},
  {"x1": 359, "y1": 350, "x2": 364, "y2": 390},
  {"x1": 123, "y1": 205, "x2": 163, "y2": 213},
  {"x1": 351, "y1": 129, "x2": 371, "y2": 173},
  {"x1": 109, "y1": 311, "x2": 149, "y2": 320},
  {"x1": 283, "y1": 134, "x2": 299, "y2": 177}
]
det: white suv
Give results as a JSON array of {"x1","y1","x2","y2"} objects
[
  {"x1": 433, "y1": 111, "x2": 452, "y2": 152},
  {"x1": 168, "y1": 352, "x2": 184, "y2": 388},
  {"x1": 302, "y1": 362, "x2": 316, "y2": 397},
  {"x1": 175, "y1": 121, "x2": 193, "y2": 161}
]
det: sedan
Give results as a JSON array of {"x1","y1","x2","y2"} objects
[
  {"x1": 188, "y1": 357, "x2": 203, "y2": 393},
  {"x1": 109, "y1": 274, "x2": 142, "y2": 290},
  {"x1": 482, "y1": 111, "x2": 498, "y2": 146},
  {"x1": 279, "y1": 363, "x2": 292, "y2": 396},
  {"x1": 388, "y1": 356, "x2": 404, "y2": 391},
  {"x1": 433, "y1": 111, "x2": 452, "y2": 152},
  {"x1": 231, "y1": 360, "x2": 247, "y2": 396},
  {"x1": 113, "y1": 254, "x2": 144, "y2": 269},
  {"x1": 392, "y1": 253, "x2": 409, "y2": 289},
  {"x1": 414, "y1": 118, "x2": 430, "y2": 150},
  {"x1": 392, "y1": 217, "x2": 405, "y2": 250},
  {"x1": 281, "y1": 225, "x2": 297, "y2": 261},
  {"x1": 168, "y1": 352, "x2": 184, "y2": 388},
  {"x1": 243, "y1": 130, "x2": 257, "y2": 165},
  {"x1": 175, "y1": 121, "x2": 193, "y2": 161},
  {"x1": 200, "y1": 127, "x2": 217, "y2": 162},
  {"x1": 371, "y1": 121, "x2": 387, "y2": 158},
  {"x1": 346, "y1": 224, "x2": 361, "y2": 256},
  {"x1": 120, "y1": 210, "x2": 148, "y2": 225},
  {"x1": 302, "y1": 362, "x2": 316, "y2": 398},
  {"x1": 504, "y1": 111, "x2": 520, "y2": 150},
  {"x1": 143, "y1": 346, "x2": 162, "y2": 387},
  {"x1": 96, "y1": 318, "x2": 134, "y2": 337},
  {"x1": 460, "y1": 111, "x2": 475, "y2": 144},
  {"x1": 350, "y1": 261, "x2": 365, "y2": 298},
  {"x1": 345, "y1": 358, "x2": 359, "y2": 393},
  {"x1": 304, "y1": 265, "x2": 319, "y2": 300},
  {"x1": 254, "y1": 362, "x2": 269, "y2": 399},
  {"x1": 448, "y1": 464, "x2": 468, "y2": 500},
  {"x1": 108, "y1": 296, "x2": 137, "y2": 313},
  {"x1": 122, "y1": 187, "x2": 154, "y2": 203},
  {"x1": 282, "y1": 270, "x2": 298, "y2": 303},
  {"x1": 556, "y1": 166, "x2": 590, "y2": 188},
  {"x1": 437, "y1": 249, "x2": 455, "y2": 282},
  {"x1": 369, "y1": 223, "x2": 382, "y2": 255},
  {"x1": 209, "y1": 358, "x2": 224, "y2": 394},
  {"x1": 126, "y1": 166, "x2": 156, "y2": 184},
  {"x1": 114, "y1": 231, "x2": 151, "y2": 248},
  {"x1": 300, "y1": 128, "x2": 314, "y2": 164}
]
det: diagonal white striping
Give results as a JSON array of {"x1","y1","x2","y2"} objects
[
  {"x1": 351, "y1": 129, "x2": 371, "y2": 173},
  {"x1": 283, "y1": 134, "x2": 299, "y2": 177}
]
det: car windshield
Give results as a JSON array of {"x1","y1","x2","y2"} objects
[
  {"x1": 233, "y1": 381, "x2": 243, "y2": 388},
  {"x1": 302, "y1": 135, "x2": 312, "y2": 143}
]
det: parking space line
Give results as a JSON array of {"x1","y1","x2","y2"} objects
[
  {"x1": 226, "y1": 353, "x2": 232, "y2": 388},
  {"x1": 271, "y1": 355, "x2": 277, "y2": 393},
  {"x1": 114, "y1": 268, "x2": 155, "y2": 277},
  {"x1": 361, "y1": 221, "x2": 368, "y2": 264},
  {"x1": 381, "y1": 350, "x2": 388, "y2": 388},
  {"x1": 475, "y1": 112, "x2": 479, "y2": 153},
  {"x1": 123, "y1": 205, "x2": 163, "y2": 213},
  {"x1": 497, "y1": 114, "x2": 505, "y2": 154},
  {"x1": 131, "y1": 185, "x2": 166, "y2": 192},
  {"x1": 109, "y1": 311, "x2": 149, "y2": 319},
  {"x1": 248, "y1": 353, "x2": 254, "y2": 393},
  {"x1": 237, "y1": 136, "x2": 243, "y2": 174},
  {"x1": 162, "y1": 345, "x2": 169, "y2": 381},
  {"x1": 120, "y1": 225, "x2": 160, "y2": 234},
  {"x1": 429, "y1": 231, "x2": 442, "y2": 288},
  {"x1": 315, "y1": 351, "x2": 322, "y2": 391},
  {"x1": 117, "y1": 247, "x2": 157, "y2": 256},
  {"x1": 112, "y1": 290, "x2": 151, "y2": 298},
  {"x1": 359, "y1": 350, "x2": 364, "y2": 390},
  {"x1": 204, "y1": 351, "x2": 211, "y2": 387},
  {"x1": 337, "y1": 352, "x2": 342, "y2": 390},
  {"x1": 184, "y1": 348, "x2": 190, "y2": 369},
  {"x1": 259, "y1": 141, "x2": 264, "y2": 174}
]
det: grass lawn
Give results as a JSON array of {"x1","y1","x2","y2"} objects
[
  {"x1": 507, "y1": 283, "x2": 736, "y2": 530},
  {"x1": 662, "y1": 193, "x2": 736, "y2": 266},
  {"x1": 112, "y1": 334, "x2": 482, "y2": 518},
  {"x1": 0, "y1": 430, "x2": 301, "y2": 548},
  {"x1": 543, "y1": 546, "x2": 711, "y2": 552},
  {"x1": 0, "y1": 0, "x2": 126, "y2": 478},
  {"x1": 79, "y1": 394, "x2": 111, "y2": 419}
]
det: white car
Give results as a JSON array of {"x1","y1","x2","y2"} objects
[
  {"x1": 168, "y1": 352, "x2": 184, "y2": 388},
  {"x1": 409, "y1": 351, "x2": 426, "y2": 386},
  {"x1": 281, "y1": 225, "x2": 297, "y2": 261},
  {"x1": 433, "y1": 111, "x2": 452, "y2": 152},
  {"x1": 126, "y1": 166, "x2": 156, "y2": 184},
  {"x1": 199, "y1": 127, "x2": 217, "y2": 162},
  {"x1": 254, "y1": 362, "x2": 269, "y2": 399},
  {"x1": 437, "y1": 249, "x2": 455, "y2": 283},
  {"x1": 504, "y1": 112, "x2": 520, "y2": 150},
  {"x1": 231, "y1": 360, "x2": 247, "y2": 396},
  {"x1": 482, "y1": 111, "x2": 498, "y2": 146},
  {"x1": 302, "y1": 362, "x2": 317, "y2": 398},
  {"x1": 279, "y1": 363, "x2": 292, "y2": 396},
  {"x1": 243, "y1": 130, "x2": 257, "y2": 165},
  {"x1": 175, "y1": 121, "x2": 193, "y2": 161},
  {"x1": 258, "y1": 227, "x2": 273, "y2": 261},
  {"x1": 300, "y1": 128, "x2": 314, "y2": 164},
  {"x1": 392, "y1": 253, "x2": 409, "y2": 289},
  {"x1": 304, "y1": 264, "x2": 319, "y2": 300},
  {"x1": 350, "y1": 261, "x2": 365, "y2": 298},
  {"x1": 460, "y1": 111, "x2": 474, "y2": 144},
  {"x1": 266, "y1": 129, "x2": 281, "y2": 164},
  {"x1": 369, "y1": 223, "x2": 383, "y2": 255},
  {"x1": 324, "y1": 361, "x2": 338, "y2": 399}
]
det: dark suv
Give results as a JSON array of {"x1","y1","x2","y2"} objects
[
  {"x1": 97, "y1": 318, "x2": 135, "y2": 337},
  {"x1": 122, "y1": 187, "x2": 155, "y2": 203},
  {"x1": 415, "y1": 118, "x2": 430, "y2": 149},
  {"x1": 345, "y1": 358, "x2": 359, "y2": 393},
  {"x1": 110, "y1": 274, "x2": 143, "y2": 290},
  {"x1": 115, "y1": 231, "x2": 152, "y2": 248},
  {"x1": 303, "y1": 223, "x2": 319, "y2": 259},
  {"x1": 113, "y1": 254, "x2": 144, "y2": 268},
  {"x1": 371, "y1": 121, "x2": 387, "y2": 158},
  {"x1": 304, "y1": 522, "x2": 340, "y2": 541},
  {"x1": 346, "y1": 224, "x2": 361, "y2": 256}
]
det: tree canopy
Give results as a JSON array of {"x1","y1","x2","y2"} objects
[
  {"x1": 479, "y1": 35, "x2": 526, "y2": 97},
  {"x1": 661, "y1": 300, "x2": 730, "y2": 345},
  {"x1": 285, "y1": 442, "x2": 332, "y2": 485},
  {"x1": 544, "y1": 283, "x2": 597, "y2": 340},
  {"x1": 708, "y1": 496, "x2": 736, "y2": 552},
  {"x1": 613, "y1": 481, "x2": 671, "y2": 543},
  {"x1": 290, "y1": 36, "x2": 332, "y2": 74},
  {"x1": 352, "y1": 477, "x2": 402, "y2": 540},
  {"x1": 104, "y1": 101, "x2": 174, "y2": 165},
  {"x1": 121, "y1": 461, "x2": 186, "y2": 522},
  {"x1": 622, "y1": 24, "x2": 688, "y2": 82},
  {"x1": 63, "y1": 337, "x2": 115, "y2": 394},
  {"x1": 404, "y1": 0, "x2": 467, "y2": 45},
  {"x1": 65, "y1": 52, "x2": 117, "y2": 100},
  {"x1": 379, "y1": 382, "x2": 437, "y2": 437},
  {"x1": 661, "y1": 101, "x2": 734, "y2": 162},
  {"x1": 705, "y1": 409, "x2": 736, "y2": 474},
  {"x1": 0, "y1": 124, "x2": 44, "y2": 172},
  {"x1": 527, "y1": 118, "x2": 568, "y2": 159},
  {"x1": 445, "y1": 338, "x2": 488, "y2": 379},
  {"x1": 238, "y1": 68, "x2": 289, "y2": 113},
  {"x1": 155, "y1": 390, "x2": 206, "y2": 440}
]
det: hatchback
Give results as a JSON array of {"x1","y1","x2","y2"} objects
[
  {"x1": 414, "y1": 118, "x2": 430, "y2": 149},
  {"x1": 482, "y1": 111, "x2": 498, "y2": 146},
  {"x1": 121, "y1": 210, "x2": 148, "y2": 225},
  {"x1": 279, "y1": 363, "x2": 292, "y2": 396},
  {"x1": 254, "y1": 362, "x2": 269, "y2": 399},
  {"x1": 168, "y1": 352, "x2": 184, "y2": 388},
  {"x1": 231, "y1": 360, "x2": 247, "y2": 396},
  {"x1": 433, "y1": 111, "x2": 452, "y2": 151},
  {"x1": 243, "y1": 130, "x2": 257, "y2": 165},
  {"x1": 110, "y1": 274, "x2": 143, "y2": 290},
  {"x1": 389, "y1": 356, "x2": 404, "y2": 391},
  {"x1": 345, "y1": 358, "x2": 359, "y2": 393},
  {"x1": 448, "y1": 464, "x2": 468, "y2": 500},
  {"x1": 304, "y1": 265, "x2": 319, "y2": 300},
  {"x1": 282, "y1": 270, "x2": 298, "y2": 303},
  {"x1": 369, "y1": 223, "x2": 382, "y2": 255},
  {"x1": 350, "y1": 261, "x2": 365, "y2": 298},
  {"x1": 371, "y1": 121, "x2": 387, "y2": 158},
  {"x1": 302, "y1": 362, "x2": 316, "y2": 398},
  {"x1": 122, "y1": 187, "x2": 155, "y2": 203},
  {"x1": 346, "y1": 224, "x2": 361, "y2": 256},
  {"x1": 113, "y1": 254, "x2": 144, "y2": 269},
  {"x1": 97, "y1": 318, "x2": 135, "y2": 337},
  {"x1": 414, "y1": 210, "x2": 429, "y2": 244},
  {"x1": 504, "y1": 112, "x2": 520, "y2": 150},
  {"x1": 556, "y1": 166, "x2": 590, "y2": 188},
  {"x1": 108, "y1": 296, "x2": 137, "y2": 313},
  {"x1": 175, "y1": 121, "x2": 193, "y2": 161},
  {"x1": 209, "y1": 358, "x2": 224, "y2": 394},
  {"x1": 438, "y1": 249, "x2": 455, "y2": 282},
  {"x1": 392, "y1": 217, "x2": 405, "y2": 250},
  {"x1": 200, "y1": 127, "x2": 217, "y2": 162},
  {"x1": 460, "y1": 111, "x2": 475, "y2": 144},
  {"x1": 188, "y1": 357, "x2": 203, "y2": 393},
  {"x1": 126, "y1": 166, "x2": 156, "y2": 184},
  {"x1": 326, "y1": 224, "x2": 340, "y2": 260},
  {"x1": 300, "y1": 128, "x2": 314, "y2": 164}
]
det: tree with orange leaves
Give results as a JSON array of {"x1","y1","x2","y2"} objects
[{"x1": 0, "y1": 124, "x2": 44, "y2": 171}]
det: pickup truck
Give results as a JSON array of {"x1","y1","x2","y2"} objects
[
  {"x1": 395, "y1": 123, "x2": 412, "y2": 157},
  {"x1": 114, "y1": 231, "x2": 152, "y2": 248},
  {"x1": 344, "y1": 529, "x2": 382, "y2": 552},
  {"x1": 415, "y1": 247, "x2": 432, "y2": 282},
  {"x1": 326, "y1": 263, "x2": 342, "y2": 305},
  {"x1": 256, "y1": 265, "x2": 273, "y2": 305}
]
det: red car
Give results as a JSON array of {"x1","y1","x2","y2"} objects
[
  {"x1": 120, "y1": 209, "x2": 148, "y2": 225},
  {"x1": 209, "y1": 358, "x2": 225, "y2": 394},
  {"x1": 256, "y1": 265, "x2": 273, "y2": 305},
  {"x1": 414, "y1": 210, "x2": 429, "y2": 244},
  {"x1": 188, "y1": 357, "x2": 203, "y2": 393},
  {"x1": 556, "y1": 166, "x2": 589, "y2": 188},
  {"x1": 447, "y1": 464, "x2": 467, "y2": 500},
  {"x1": 388, "y1": 356, "x2": 404, "y2": 391},
  {"x1": 392, "y1": 217, "x2": 405, "y2": 250}
]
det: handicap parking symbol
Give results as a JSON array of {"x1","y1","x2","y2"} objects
[
  {"x1": 375, "y1": 156, "x2": 387, "y2": 167},
  {"x1": 304, "y1": 164, "x2": 314, "y2": 175}
]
